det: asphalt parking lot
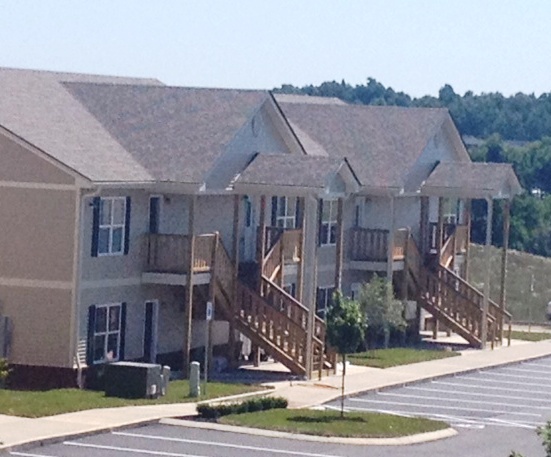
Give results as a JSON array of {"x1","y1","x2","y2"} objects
[
  {"x1": 326, "y1": 355, "x2": 551, "y2": 430},
  {"x1": 6, "y1": 357, "x2": 551, "y2": 457}
]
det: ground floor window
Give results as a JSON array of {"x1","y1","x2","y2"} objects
[
  {"x1": 89, "y1": 303, "x2": 124, "y2": 364},
  {"x1": 316, "y1": 286, "x2": 335, "y2": 319}
]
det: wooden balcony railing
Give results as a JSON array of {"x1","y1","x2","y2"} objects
[
  {"x1": 143, "y1": 233, "x2": 215, "y2": 274},
  {"x1": 349, "y1": 228, "x2": 408, "y2": 262}
]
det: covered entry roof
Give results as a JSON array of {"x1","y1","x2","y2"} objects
[{"x1": 421, "y1": 162, "x2": 522, "y2": 199}]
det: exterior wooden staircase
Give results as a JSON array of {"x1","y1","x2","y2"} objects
[
  {"x1": 209, "y1": 230, "x2": 335, "y2": 378},
  {"x1": 405, "y1": 229, "x2": 511, "y2": 348}
]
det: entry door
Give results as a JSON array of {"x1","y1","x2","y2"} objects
[
  {"x1": 241, "y1": 196, "x2": 256, "y2": 261},
  {"x1": 143, "y1": 300, "x2": 159, "y2": 363}
]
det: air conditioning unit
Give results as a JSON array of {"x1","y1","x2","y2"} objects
[{"x1": 104, "y1": 362, "x2": 163, "y2": 399}]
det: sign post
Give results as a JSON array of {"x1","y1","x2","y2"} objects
[{"x1": 204, "y1": 301, "x2": 213, "y2": 395}]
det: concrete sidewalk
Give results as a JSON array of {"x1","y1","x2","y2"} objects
[{"x1": 1, "y1": 338, "x2": 551, "y2": 451}]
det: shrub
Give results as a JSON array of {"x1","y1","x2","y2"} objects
[
  {"x1": 196, "y1": 396, "x2": 288, "y2": 419},
  {"x1": 0, "y1": 358, "x2": 10, "y2": 388}
]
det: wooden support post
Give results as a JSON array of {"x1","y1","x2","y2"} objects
[
  {"x1": 499, "y1": 199, "x2": 511, "y2": 344},
  {"x1": 257, "y1": 196, "x2": 267, "y2": 291},
  {"x1": 464, "y1": 199, "x2": 472, "y2": 281},
  {"x1": 481, "y1": 197, "x2": 494, "y2": 349},
  {"x1": 206, "y1": 232, "x2": 219, "y2": 377},
  {"x1": 335, "y1": 198, "x2": 344, "y2": 291},
  {"x1": 296, "y1": 197, "x2": 306, "y2": 302},
  {"x1": 279, "y1": 232, "x2": 285, "y2": 288},
  {"x1": 228, "y1": 195, "x2": 240, "y2": 367},
  {"x1": 437, "y1": 197, "x2": 445, "y2": 262},
  {"x1": 420, "y1": 196, "x2": 429, "y2": 257},
  {"x1": 183, "y1": 195, "x2": 196, "y2": 377}
]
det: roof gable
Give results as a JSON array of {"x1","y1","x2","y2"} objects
[
  {"x1": 275, "y1": 100, "x2": 449, "y2": 192},
  {"x1": 64, "y1": 83, "x2": 269, "y2": 185}
]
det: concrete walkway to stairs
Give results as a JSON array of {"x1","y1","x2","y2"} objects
[{"x1": 2, "y1": 336, "x2": 551, "y2": 451}]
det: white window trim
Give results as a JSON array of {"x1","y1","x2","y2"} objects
[
  {"x1": 98, "y1": 196, "x2": 126, "y2": 256},
  {"x1": 320, "y1": 199, "x2": 338, "y2": 246},
  {"x1": 276, "y1": 196, "x2": 296, "y2": 229},
  {"x1": 92, "y1": 303, "x2": 122, "y2": 364}
]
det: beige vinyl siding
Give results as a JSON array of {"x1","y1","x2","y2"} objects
[{"x1": 0, "y1": 134, "x2": 76, "y2": 185}]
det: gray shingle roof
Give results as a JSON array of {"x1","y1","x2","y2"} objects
[
  {"x1": 0, "y1": 68, "x2": 163, "y2": 182},
  {"x1": 235, "y1": 154, "x2": 351, "y2": 188},
  {"x1": 0, "y1": 68, "x2": 268, "y2": 184},
  {"x1": 276, "y1": 101, "x2": 449, "y2": 190},
  {"x1": 63, "y1": 83, "x2": 268, "y2": 184},
  {"x1": 421, "y1": 162, "x2": 522, "y2": 198}
]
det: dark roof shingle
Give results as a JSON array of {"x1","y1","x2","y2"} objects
[{"x1": 277, "y1": 101, "x2": 449, "y2": 190}]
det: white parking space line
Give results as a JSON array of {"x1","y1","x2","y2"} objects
[
  {"x1": 11, "y1": 452, "x2": 58, "y2": 457},
  {"x1": 349, "y1": 397, "x2": 542, "y2": 416},
  {"x1": 433, "y1": 380, "x2": 551, "y2": 395},
  {"x1": 504, "y1": 367, "x2": 551, "y2": 375},
  {"x1": 523, "y1": 362, "x2": 551, "y2": 369},
  {"x1": 405, "y1": 385, "x2": 551, "y2": 403},
  {"x1": 460, "y1": 376, "x2": 551, "y2": 389},
  {"x1": 478, "y1": 371, "x2": 551, "y2": 381},
  {"x1": 107, "y1": 432, "x2": 342, "y2": 457},
  {"x1": 341, "y1": 405, "x2": 544, "y2": 429},
  {"x1": 377, "y1": 391, "x2": 551, "y2": 410},
  {"x1": 64, "y1": 442, "x2": 202, "y2": 457}
]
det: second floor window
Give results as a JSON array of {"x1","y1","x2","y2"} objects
[
  {"x1": 99, "y1": 197, "x2": 126, "y2": 255},
  {"x1": 319, "y1": 199, "x2": 338, "y2": 246},
  {"x1": 272, "y1": 196, "x2": 297, "y2": 229},
  {"x1": 91, "y1": 196, "x2": 131, "y2": 257}
]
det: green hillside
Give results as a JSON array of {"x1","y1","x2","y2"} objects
[{"x1": 468, "y1": 244, "x2": 551, "y2": 323}]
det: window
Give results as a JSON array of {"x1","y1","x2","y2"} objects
[
  {"x1": 92, "y1": 303, "x2": 122, "y2": 364},
  {"x1": 319, "y1": 199, "x2": 338, "y2": 246},
  {"x1": 98, "y1": 197, "x2": 127, "y2": 255},
  {"x1": 149, "y1": 196, "x2": 162, "y2": 234},
  {"x1": 273, "y1": 196, "x2": 296, "y2": 229},
  {"x1": 283, "y1": 282, "x2": 296, "y2": 298},
  {"x1": 316, "y1": 286, "x2": 335, "y2": 319}
]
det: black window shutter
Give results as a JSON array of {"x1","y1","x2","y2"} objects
[
  {"x1": 86, "y1": 305, "x2": 96, "y2": 365},
  {"x1": 119, "y1": 302, "x2": 127, "y2": 360},
  {"x1": 295, "y1": 197, "x2": 302, "y2": 229},
  {"x1": 317, "y1": 199, "x2": 324, "y2": 246},
  {"x1": 124, "y1": 197, "x2": 131, "y2": 255},
  {"x1": 91, "y1": 197, "x2": 100, "y2": 257},
  {"x1": 271, "y1": 196, "x2": 278, "y2": 227}
]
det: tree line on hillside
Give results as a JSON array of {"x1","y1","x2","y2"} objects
[
  {"x1": 275, "y1": 79, "x2": 551, "y2": 258},
  {"x1": 275, "y1": 79, "x2": 551, "y2": 141}
]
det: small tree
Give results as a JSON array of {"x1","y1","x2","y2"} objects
[
  {"x1": 326, "y1": 291, "x2": 365, "y2": 417},
  {"x1": 358, "y1": 275, "x2": 406, "y2": 348}
]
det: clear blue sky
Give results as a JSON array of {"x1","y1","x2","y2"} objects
[{"x1": 1, "y1": 0, "x2": 549, "y2": 97}]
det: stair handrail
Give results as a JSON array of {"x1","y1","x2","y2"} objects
[
  {"x1": 437, "y1": 264, "x2": 511, "y2": 321},
  {"x1": 262, "y1": 229, "x2": 283, "y2": 280}
]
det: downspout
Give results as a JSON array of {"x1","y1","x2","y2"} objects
[{"x1": 72, "y1": 186, "x2": 101, "y2": 388}]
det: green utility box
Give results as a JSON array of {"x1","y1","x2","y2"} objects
[{"x1": 104, "y1": 362, "x2": 162, "y2": 399}]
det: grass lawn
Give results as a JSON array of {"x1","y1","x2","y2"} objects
[
  {"x1": 348, "y1": 347, "x2": 459, "y2": 369},
  {"x1": 0, "y1": 380, "x2": 263, "y2": 418},
  {"x1": 511, "y1": 330, "x2": 551, "y2": 341},
  {"x1": 220, "y1": 409, "x2": 448, "y2": 438}
]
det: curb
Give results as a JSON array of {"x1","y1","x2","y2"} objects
[
  {"x1": 0, "y1": 388, "x2": 272, "y2": 453},
  {"x1": 160, "y1": 418, "x2": 458, "y2": 446},
  {"x1": 0, "y1": 419, "x2": 160, "y2": 454}
]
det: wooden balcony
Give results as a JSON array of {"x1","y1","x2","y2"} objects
[
  {"x1": 143, "y1": 233, "x2": 216, "y2": 278},
  {"x1": 349, "y1": 227, "x2": 407, "y2": 263}
]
